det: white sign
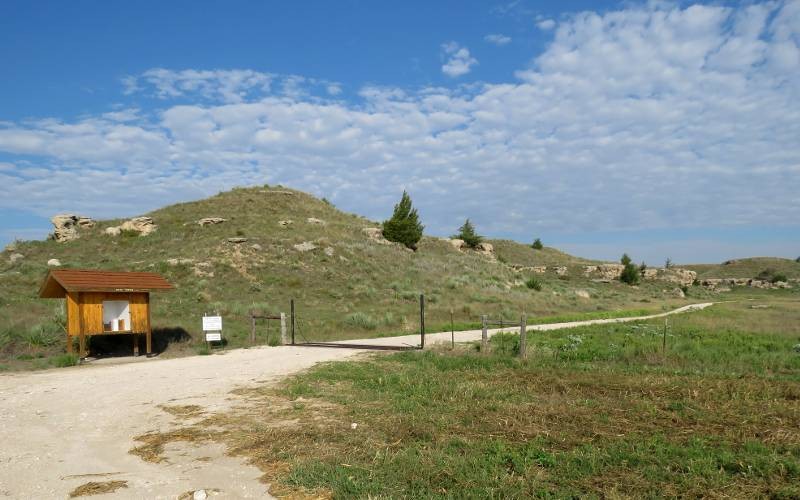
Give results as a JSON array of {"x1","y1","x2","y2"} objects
[
  {"x1": 202, "y1": 316, "x2": 222, "y2": 331},
  {"x1": 205, "y1": 332, "x2": 222, "y2": 342}
]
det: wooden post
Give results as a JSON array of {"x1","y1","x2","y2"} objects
[
  {"x1": 481, "y1": 315, "x2": 488, "y2": 353},
  {"x1": 450, "y1": 308, "x2": 455, "y2": 350},
  {"x1": 78, "y1": 292, "x2": 86, "y2": 359},
  {"x1": 519, "y1": 314, "x2": 527, "y2": 360},
  {"x1": 280, "y1": 312, "x2": 288, "y2": 345},
  {"x1": 133, "y1": 333, "x2": 139, "y2": 357},
  {"x1": 662, "y1": 318, "x2": 668, "y2": 354},
  {"x1": 290, "y1": 299, "x2": 296, "y2": 345},
  {"x1": 250, "y1": 310, "x2": 256, "y2": 344},
  {"x1": 419, "y1": 294, "x2": 425, "y2": 349},
  {"x1": 145, "y1": 293, "x2": 152, "y2": 356}
]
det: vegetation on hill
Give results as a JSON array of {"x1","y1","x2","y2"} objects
[
  {"x1": 0, "y1": 185, "x2": 792, "y2": 369},
  {"x1": 531, "y1": 237, "x2": 543, "y2": 250},
  {"x1": 685, "y1": 257, "x2": 800, "y2": 280},
  {"x1": 454, "y1": 219, "x2": 482, "y2": 248},
  {"x1": 619, "y1": 253, "x2": 640, "y2": 285},
  {"x1": 381, "y1": 191, "x2": 423, "y2": 250}
]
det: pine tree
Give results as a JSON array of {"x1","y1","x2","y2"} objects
[
  {"x1": 531, "y1": 238, "x2": 543, "y2": 250},
  {"x1": 382, "y1": 191, "x2": 424, "y2": 250},
  {"x1": 456, "y1": 219, "x2": 482, "y2": 248},
  {"x1": 619, "y1": 253, "x2": 640, "y2": 285}
]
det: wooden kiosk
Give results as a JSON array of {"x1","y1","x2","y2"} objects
[{"x1": 39, "y1": 269, "x2": 173, "y2": 357}]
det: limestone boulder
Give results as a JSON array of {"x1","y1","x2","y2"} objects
[
  {"x1": 475, "y1": 242, "x2": 494, "y2": 258},
  {"x1": 8, "y1": 253, "x2": 24, "y2": 264},
  {"x1": 104, "y1": 226, "x2": 121, "y2": 236},
  {"x1": 120, "y1": 217, "x2": 157, "y2": 236},
  {"x1": 306, "y1": 218, "x2": 326, "y2": 225},
  {"x1": 553, "y1": 266, "x2": 568, "y2": 276},
  {"x1": 197, "y1": 217, "x2": 227, "y2": 226},
  {"x1": 575, "y1": 289, "x2": 590, "y2": 299},
  {"x1": 50, "y1": 214, "x2": 94, "y2": 242},
  {"x1": 448, "y1": 239, "x2": 466, "y2": 251},
  {"x1": 278, "y1": 220, "x2": 293, "y2": 227},
  {"x1": 294, "y1": 242, "x2": 317, "y2": 252},
  {"x1": 597, "y1": 264, "x2": 624, "y2": 280},
  {"x1": 363, "y1": 227, "x2": 391, "y2": 245},
  {"x1": 47, "y1": 258, "x2": 61, "y2": 267},
  {"x1": 226, "y1": 237, "x2": 248, "y2": 244}
]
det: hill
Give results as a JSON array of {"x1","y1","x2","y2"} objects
[
  {"x1": 684, "y1": 257, "x2": 800, "y2": 280},
  {"x1": 0, "y1": 185, "x2": 766, "y2": 368}
]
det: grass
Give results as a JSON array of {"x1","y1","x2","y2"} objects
[{"x1": 133, "y1": 298, "x2": 800, "y2": 498}]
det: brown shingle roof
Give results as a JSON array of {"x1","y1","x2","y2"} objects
[{"x1": 39, "y1": 269, "x2": 174, "y2": 298}]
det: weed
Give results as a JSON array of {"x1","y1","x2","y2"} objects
[
  {"x1": 344, "y1": 312, "x2": 378, "y2": 330},
  {"x1": 525, "y1": 277, "x2": 543, "y2": 291},
  {"x1": 52, "y1": 353, "x2": 79, "y2": 367}
]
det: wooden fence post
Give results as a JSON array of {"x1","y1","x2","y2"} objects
[
  {"x1": 280, "y1": 313, "x2": 288, "y2": 345},
  {"x1": 290, "y1": 299, "x2": 296, "y2": 345},
  {"x1": 450, "y1": 308, "x2": 455, "y2": 350},
  {"x1": 419, "y1": 294, "x2": 425, "y2": 349},
  {"x1": 519, "y1": 314, "x2": 527, "y2": 359},
  {"x1": 250, "y1": 309, "x2": 256, "y2": 344},
  {"x1": 481, "y1": 315, "x2": 488, "y2": 353}
]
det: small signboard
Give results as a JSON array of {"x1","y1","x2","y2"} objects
[
  {"x1": 202, "y1": 316, "x2": 222, "y2": 332},
  {"x1": 205, "y1": 332, "x2": 222, "y2": 342}
]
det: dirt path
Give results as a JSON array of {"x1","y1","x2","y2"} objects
[{"x1": 0, "y1": 302, "x2": 712, "y2": 499}]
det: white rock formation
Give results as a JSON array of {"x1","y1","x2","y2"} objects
[
  {"x1": 47, "y1": 258, "x2": 61, "y2": 267},
  {"x1": 50, "y1": 214, "x2": 95, "y2": 242},
  {"x1": 294, "y1": 242, "x2": 317, "y2": 252},
  {"x1": 197, "y1": 217, "x2": 227, "y2": 226},
  {"x1": 362, "y1": 227, "x2": 391, "y2": 245}
]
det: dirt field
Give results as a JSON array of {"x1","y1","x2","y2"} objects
[{"x1": 0, "y1": 303, "x2": 711, "y2": 499}]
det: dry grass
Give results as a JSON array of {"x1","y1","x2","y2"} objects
[{"x1": 68, "y1": 480, "x2": 128, "y2": 497}]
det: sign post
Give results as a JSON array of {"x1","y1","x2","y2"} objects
[{"x1": 203, "y1": 314, "x2": 224, "y2": 349}]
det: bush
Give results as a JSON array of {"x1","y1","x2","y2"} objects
[
  {"x1": 120, "y1": 228, "x2": 140, "y2": 238},
  {"x1": 755, "y1": 268, "x2": 787, "y2": 283},
  {"x1": 455, "y1": 219, "x2": 482, "y2": 249},
  {"x1": 531, "y1": 238, "x2": 543, "y2": 250},
  {"x1": 382, "y1": 191, "x2": 424, "y2": 250},
  {"x1": 525, "y1": 277, "x2": 543, "y2": 291},
  {"x1": 344, "y1": 312, "x2": 378, "y2": 330},
  {"x1": 619, "y1": 253, "x2": 640, "y2": 285}
]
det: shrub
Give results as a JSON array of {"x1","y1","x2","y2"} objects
[
  {"x1": 619, "y1": 253, "x2": 640, "y2": 285},
  {"x1": 235, "y1": 229, "x2": 246, "y2": 237},
  {"x1": 344, "y1": 312, "x2": 378, "y2": 330},
  {"x1": 531, "y1": 238, "x2": 543, "y2": 250},
  {"x1": 120, "y1": 228, "x2": 140, "y2": 238},
  {"x1": 796, "y1": 256, "x2": 800, "y2": 263},
  {"x1": 525, "y1": 277, "x2": 543, "y2": 291},
  {"x1": 455, "y1": 219, "x2": 482, "y2": 249},
  {"x1": 755, "y1": 268, "x2": 787, "y2": 283},
  {"x1": 382, "y1": 191, "x2": 424, "y2": 250},
  {"x1": 665, "y1": 257, "x2": 672, "y2": 269}
]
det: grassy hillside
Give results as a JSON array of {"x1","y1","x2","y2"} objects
[
  {"x1": 0, "y1": 185, "x2": 762, "y2": 368},
  {"x1": 685, "y1": 257, "x2": 800, "y2": 280}
]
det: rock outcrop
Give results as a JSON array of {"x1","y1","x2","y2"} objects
[
  {"x1": 226, "y1": 237, "x2": 248, "y2": 244},
  {"x1": 448, "y1": 239, "x2": 466, "y2": 251},
  {"x1": 47, "y1": 258, "x2": 61, "y2": 267},
  {"x1": 278, "y1": 220, "x2": 293, "y2": 227},
  {"x1": 294, "y1": 242, "x2": 317, "y2": 252},
  {"x1": 702, "y1": 278, "x2": 792, "y2": 290},
  {"x1": 306, "y1": 218, "x2": 326, "y2": 225},
  {"x1": 105, "y1": 216, "x2": 157, "y2": 237},
  {"x1": 8, "y1": 253, "x2": 24, "y2": 264},
  {"x1": 50, "y1": 214, "x2": 95, "y2": 242},
  {"x1": 197, "y1": 217, "x2": 227, "y2": 226},
  {"x1": 363, "y1": 227, "x2": 391, "y2": 245},
  {"x1": 475, "y1": 242, "x2": 495, "y2": 258}
]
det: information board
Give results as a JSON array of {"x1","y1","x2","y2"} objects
[{"x1": 202, "y1": 316, "x2": 222, "y2": 332}]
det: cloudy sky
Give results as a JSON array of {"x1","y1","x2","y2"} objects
[{"x1": 1, "y1": 0, "x2": 798, "y2": 264}]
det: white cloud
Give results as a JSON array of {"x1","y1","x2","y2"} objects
[
  {"x1": 536, "y1": 19, "x2": 555, "y2": 30},
  {"x1": 484, "y1": 34, "x2": 512, "y2": 46},
  {"x1": 0, "y1": 1, "x2": 798, "y2": 245},
  {"x1": 441, "y1": 42, "x2": 479, "y2": 77}
]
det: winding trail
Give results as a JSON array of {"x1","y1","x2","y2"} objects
[{"x1": 0, "y1": 302, "x2": 713, "y2": 499}]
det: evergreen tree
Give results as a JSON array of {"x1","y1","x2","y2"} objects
[
  {"x1": 619, "y1": 253, "x2": 640, "y2": 285},
  {"x1": 382, "y1": 191, "x2": 424, "y2": 250},
  {"x1": 531, "y1": 238, "x2": 543, "y2": 250},
  {"x1": 455, "y1": 219, "x2": 482, "y2": 248}
]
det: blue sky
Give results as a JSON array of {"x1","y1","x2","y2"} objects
[{"x1": 1, "y1": 0, "x2": 799, "y2": 264}]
